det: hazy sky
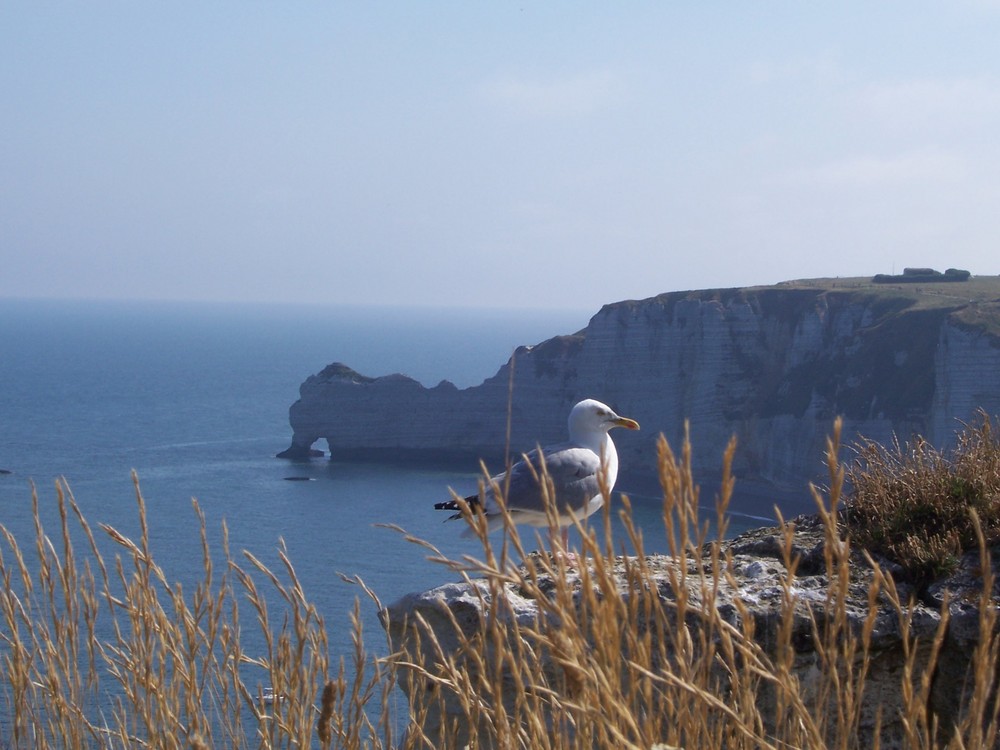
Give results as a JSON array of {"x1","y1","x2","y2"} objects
[{"x1": 3, "y1": 3, "x2": 1000, "y2": 311}]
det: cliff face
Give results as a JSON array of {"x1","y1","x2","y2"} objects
[{"x1": 280, "y1": 278, "x2": 1000, "y2": 486}]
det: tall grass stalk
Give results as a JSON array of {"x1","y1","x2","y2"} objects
[
  {"x1": 1, "y1": 474, "x2": 334, "y2": 748},
  {"x1": 385, "y1": 420, "x2": 1000, "y2": 749},
  {"x1": 2, "y1": 423, "x2": 999, "y2": 748}
]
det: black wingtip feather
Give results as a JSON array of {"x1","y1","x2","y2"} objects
[{"x1": 434, "y1": 494, "x2": 482, "y2": 515}]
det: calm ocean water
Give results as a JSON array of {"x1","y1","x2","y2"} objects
[{"x1": 0, "y1": 298, "x2": 801, "y2": 724}]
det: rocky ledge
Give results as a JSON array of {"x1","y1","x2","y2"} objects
[{"x1": 381, "y1": 515, "x2": 1000, "y2": 748}]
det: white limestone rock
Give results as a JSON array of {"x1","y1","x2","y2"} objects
[
  {"x1": 281, "y1": 281, "x2": 1000, "y2": 487},
  {"x1": 381, "y1": 516, "x2": 1000, "y2": 749}
]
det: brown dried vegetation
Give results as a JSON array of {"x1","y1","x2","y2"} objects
[
  {"x1": 1, "y1": 422, "x2": 998, "y2": 748},
  {"x1": 846, "y1": 411, "x2": 1000, "y2": 586}
]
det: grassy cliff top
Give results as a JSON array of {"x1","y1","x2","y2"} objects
[
  {"x1": 772, "y1": 275, "x2": 1000, "y2": 336},
  {"x1": 772, "y1": 273, "x2": 998, "y2": 299},
  {"x1": 604, "y1": 274, "x2": 1000, "y2": 338}
]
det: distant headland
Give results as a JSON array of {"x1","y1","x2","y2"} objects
[{"x1": 279, "y1": 273, "x2": 1000, "y2": 489}]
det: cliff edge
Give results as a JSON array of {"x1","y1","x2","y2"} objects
[
  {"x1": 381, "y1": 515, "x2": 1000, "y2": 748},
  {"x1": 279, "y1": 275, "x2": 1000, "y2": 487}
]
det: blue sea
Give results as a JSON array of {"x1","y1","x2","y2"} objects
[{"x1": 0, "y1": 298, "x2": 803, "y2": 727}]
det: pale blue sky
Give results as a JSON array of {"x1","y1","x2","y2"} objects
[{"x1": 3, "y1": 3, "x2": 1000, "y2": 310}]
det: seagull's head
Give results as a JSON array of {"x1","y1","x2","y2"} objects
[{"x1": 569, "y1": 399, "x2": 640, "y2": 440}]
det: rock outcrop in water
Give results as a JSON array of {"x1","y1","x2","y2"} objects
[{"x1": 279, "y1": 276, "x2": 1000, "y2": 487}]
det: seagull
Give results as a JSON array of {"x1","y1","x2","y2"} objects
[{"x1": 434, "y1": 399, "x2": 640, "y2": 552}]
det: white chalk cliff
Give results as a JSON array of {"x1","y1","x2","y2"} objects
[{"x1": 279, "y1": 277, "x2": 1000, "y2": 487}]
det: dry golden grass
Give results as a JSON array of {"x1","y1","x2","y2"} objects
[
  {"x1": 2, "y1": 423, "x2": 998, "y2": 748},
  {"x1": 846, "y1": 411, "x2": 1000, "y2": 586},
  {"x1": 0, "y1": 475, "x2": 337, "y2": 748}
]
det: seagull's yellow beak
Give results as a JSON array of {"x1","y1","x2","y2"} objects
[{"x1": 613, "y1": 416, "x2": 640, "y2": 431}]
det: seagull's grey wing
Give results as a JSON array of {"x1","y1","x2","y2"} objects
[{"x1": 503, "y1": 444, "x2": 602, "y2": 516}]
